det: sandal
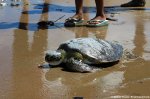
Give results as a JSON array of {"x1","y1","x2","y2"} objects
[
  {"x1": 64, "y1": 17, "x2": 85, "y2": 27},
  {"x1": 121, "y1": 0, "x2": 146, "y2": 7},
  {"x1": 86, "y1": 20, "x2": 109, "y2": 27}
]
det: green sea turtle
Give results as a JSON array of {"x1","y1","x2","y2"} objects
[{"x1": 40, "y1": 38, "x2": 123, "y2": 73}]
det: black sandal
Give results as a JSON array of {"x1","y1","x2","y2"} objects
[
  {"x1": 64, "y1": 17, "x2": 85, "y2": 27},
  {"x1": 121, "y1": 0, "x2": 146, "y2": 7}
]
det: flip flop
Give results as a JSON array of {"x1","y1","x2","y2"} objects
[
  {"x1": 86, "y1": 20, "x2": 109, "y2": 27},
  {"x1": 121, "y1": 0, "x2": 145, "y2": 7},
  {"x1": 64, "y1": 17, "x2": 85, "y2": 27}
]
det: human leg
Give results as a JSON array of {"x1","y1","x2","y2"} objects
[
  {"x1": 94, "y1": 0, "x2": 106, "y2": 20},
  {"x1": 64, "y1": 0, "x2": 84, "y2": 27},
  {"x1": 87, "y1": 0, "x2": 108, "y2": 27},
  {"x1": 73, "y1": 0, "x2": 83, "y2": 19}
]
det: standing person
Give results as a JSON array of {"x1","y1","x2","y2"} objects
[
  {"x1": 64, "y1": 0, "x2": 108, "y2": 27},
  {"x1": 121, "y1": 0, "x2": 146, "y2": 7}
]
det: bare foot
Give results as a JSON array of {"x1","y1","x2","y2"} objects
[{"x1": 70, "y1": 13, "x2": 83, "y2": 19}]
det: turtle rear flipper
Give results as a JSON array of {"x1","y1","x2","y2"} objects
[{"x1": 65, "y1": 58, "x2": 100, "y2": 73}]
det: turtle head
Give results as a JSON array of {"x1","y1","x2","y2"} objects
[{"x1": 45, "y1": 50, "x2": 65, "y2": 66}]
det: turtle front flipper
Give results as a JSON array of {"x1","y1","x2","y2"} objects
[
  {"x1": 65, "y1": 58, "x2": 100, "y2": 73},
  {"x1": 38, "y1": 63, "x2": 51, "y2": 68}
]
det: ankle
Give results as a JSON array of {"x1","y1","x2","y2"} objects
[
  {"x1": 93, "y1": 16, "x2": 106, "y2": 20},
  {"x1": 72, "y1": 13, "x2": 83, "y2": 19}
]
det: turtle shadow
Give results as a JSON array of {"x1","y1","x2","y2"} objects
[
  {"x1": 95, "y1": 60, "x2": 119, "y2": 68},
  {"x1": 61, "y1": 60, "x2": 120, "y2": 73}
]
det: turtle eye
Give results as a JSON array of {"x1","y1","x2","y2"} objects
[
  {"x1": 53, "y1": 56, "x2": 61, "y2": 61},
  {"x1": 55, "y1": 57, "x2": 61, "y2": 61},
  {"x1": 45, "y1": 54, "x2": 51, "y2": 62},
  {"x1": 45, "y1": 55, "x2": 59, "y2": 61}
]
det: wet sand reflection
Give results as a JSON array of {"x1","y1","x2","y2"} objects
[
  {"x1": 12, "y1": 0, "x2": 49, "y2": 98},
  {"x1": 118, "y1": 10, "x2": 150, "y2": 96}
]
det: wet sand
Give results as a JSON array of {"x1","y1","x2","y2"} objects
[{"x1": 0, "y1": 0, "x2": 150, "y2": 99}]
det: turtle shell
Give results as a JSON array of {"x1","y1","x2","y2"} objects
[{"x1": 58, "y1": 38, "x2": 123, "y2": 63}]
